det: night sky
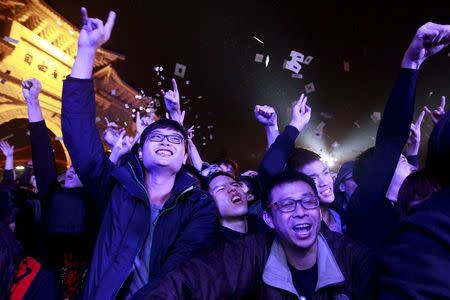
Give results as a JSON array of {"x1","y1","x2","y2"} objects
[{"x1": 45, "y1": 0, "x2": 450, "y2": 171}]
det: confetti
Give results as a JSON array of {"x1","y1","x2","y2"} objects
[
  {"x1": 265, "y1": 55, "x2": 270, "y2": 67},
  {"x1": 253, "y1": 36, "x2": 264, "y2": 44},
  {"x1": 305, "y1": 82, "x2": 316, "y2": 94},
  {"x1": 95, "y1": 117, "x2": 101, "y2": 123},
  {"x1": 255, "y1": 54, "x2": 264, "y2": 63},
  {"x1": 135, "y1": 95, "x2": 142, "y2": 100},
  {"x1": 303, "y1": 56, "x2": 314, "y2": 65},
  {"x1": 283, "y1": 50, "x2": 304, "y2": 74},
  {"x1": 343, "y1": 61, "x2": 350, "y2": 72},
  {"x1": 314, "y1": 122, "x2": 326, "y2": 138},
  {"x1": 429, "y1": 91, "x2": 433, "y2": 97},
  {"x1": 291, "y1": 73, "x2": 303, "y2": 79},
  {"x1": 353, "y1": 121, "x2": 360, "y2": 129},
  {"x1": 197, "y1": 96, "x2": 203, "y2": 99},
  {"x1": 146, "y1": 108, "x2": 151, "y2": 113},
  {"x1": 320, "y1": 112, "x2": 333, "y2": 119},
  {"x1": 197, "y1": 125, "x2": 201, "y2": 129},
  {"x1": 202, "y1": 143, "x2": 206, "y2": 146},
  {"x1": 186, "y1": 80, "x2": 190, "y2": 85},
  {"x1": 3, "y1": 36, "x2": 19, "y2": 44},
  {"x1": 157, "y1": 81, "x2": 162, "y2": 86},
  {"x1": 139, "y1": 106, "x2": 144, "y2": 111},
  {"x1": 195, "y1": 114, "x2": 199, "y2": 119},
  {"x1": 26, "y1": 130, "x2": 30, "y2": 136},
  {"x1": 209, "y1": 134, "x2": 213, "y2": 140},
  {"x1": 111, "y1": 89, "x2": 116, "y2": 96},
  {"x1": 132, "y1": 114, "x2": 136, "y2": 118},
  {"x1": 370, "y1": 112, "x2": 381, "y2": 123},
  {"x1": 202, "y1": 136, "x2": 206, "y2": 140},
  {"x1": 174, "y1": 63, "x2": 186, "y2": 78},
  {"x1": 124, "y1": 103, "x2": 129, "y2": 109},
  {"x1": 124, "y1": 122, "x2": 128, "y2": 126},
  {"x1": 207, "y1": 125, "x2": 214, "y2": 129},
  {"x1": 132, "y1": 108, "x2": 136, "y2": 113}
]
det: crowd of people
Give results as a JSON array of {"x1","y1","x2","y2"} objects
[{"x1": 1, "y1": 7, "x2": 450, "y2": 300}]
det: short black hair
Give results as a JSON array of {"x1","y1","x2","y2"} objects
[
  {"x1": 426, "y1": 110, "x2": 450, "y2": 187},
  {"x1": 202, "y1": 171, "x2": 236, "y2": 190},
  {"x1": 139, "y1": 119, "x2": 188, "y2": 147},
  {"x1": 287, "y1": 148, "x2": 321, "y2": 171},
  {"x1": 262, "y1": 170, "x2": 318, "y2": 210}
]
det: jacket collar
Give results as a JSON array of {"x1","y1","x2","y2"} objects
[
  {"x1": 262, "y1": 234, "x2": 345, "y2": 297},
  {"x1": 111, "y1": 154, "x2": 197, "y2": 205}
]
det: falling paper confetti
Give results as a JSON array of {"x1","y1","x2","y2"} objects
[
  {"x1": 124, "y1": 122, "x2": 128, "y2": 126},
  {"x1": 111, "y1": 89, "x2": 116, "y2": 96},
  {"x1": 303, "y1": 56, "x2": 314, "y2": 65},
  {"x1": 283, "y1": 50, "x2": 304, "y2": 74},
  {"x1": 370, "y1": 112, "x2": 381, "y2": 123},
  {"x1": 209, "y1": 134, "x2": 213, "y2": 140},
  {"x1": 320, "y1": 112, "x2": 333, "y2": 119},
  {"x1": 207, "y1": 125, "x2": 214, "y2": 129},
  {"x1": 174, "y1": 63, "x2": 186, "y2": 78},
  {"x1": 265, "y1": 55, "x2": 270, "y2": 67},
  {"x1": 139, "y1": 106, "x2": 144, "y2": 111},
  {"x1": 343, "y1": 61, "x2": 350, "y2": 72},
  {"x1": 353, "y1": 121, "x2": 360, "y2": 129},
  {"x1": 197, "y1": 96, "x2": 203, "y2": 99},
  {"x1": 124, "y1": 103, "x2": 129, "y2": 109},
  {"x1": 132, "y1": 108, "x2": 136, "y2": 113},
  {"x1": 305, "y1": 82, "x2": 316, "y2": 94},
  {"x1": 253, "y1": 36, "x2": 264, "y2": 44},
  {"x1": 291, "y1": 73, "x2": 303, "y2": 79},
  {"x1": 255, "y1": 54, "x2": 264, "y2": 63},
  {"x1": 315, "y1": 122, "x2": 326, "y2": 138},
  {"x1": 95, "y1": 117, "x2": 101, "y2": 123},
  {"x1": 186, "y1": 80, "x2": 190, "y2": 85}
]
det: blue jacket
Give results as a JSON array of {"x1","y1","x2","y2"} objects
[{"x1": 61, "y1": 77, "x2": 217, "y2": 299}]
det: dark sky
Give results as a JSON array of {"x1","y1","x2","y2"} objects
[{"x1": 46, "y1": 0, "x2": 450, "y2": 170}]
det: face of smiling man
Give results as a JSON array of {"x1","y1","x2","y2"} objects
[
  {"x1": 208, "y1": 175, "x2": 248, "y2": 219},
  {"x1": 142, "y1": 127, "x2": 187, "y2": 173},
  {"x1": 297, "y1": 160, "x2": 335, "y2": 204},
  {"x1": 263, "y1": 180, "x2": 321, "y2": 251}
]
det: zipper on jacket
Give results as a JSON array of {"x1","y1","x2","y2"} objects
[
  {"x1": 152, "y1": 185, "x2": 194, "y2": 226},
  {"x1": 111, "y1": 162, "x2": 151, "y2": 299}
]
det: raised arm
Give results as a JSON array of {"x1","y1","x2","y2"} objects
[
  {"x1": 22, "y1": 78, "x2": 60, "y2": 199},
  {"x1": 62, "y1": 8, "x2": 117, "y2": 207},
  {"x1": 0, "y1": 140, "x2": 15, "y2": 186},
  {"x1": 254, "y1": 105, "x2": 279, "y2": 148},
  {"x1": 258, "y1": 94, "x2": 311, "y2": 188},
  {"x1": 347, "y1": 23, "x2": 450, "y2": 247}
]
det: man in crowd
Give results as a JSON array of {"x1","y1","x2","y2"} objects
[
  {"x1": 61, "y1": 7, "x2": 217, "y2": 299},
  {"x1": 138, "y1": 170, "x2": 375, "y2": 299}
]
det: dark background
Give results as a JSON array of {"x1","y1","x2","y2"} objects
[{"x1": 44, "y1": 0, "x2": 450, "y2": 171}]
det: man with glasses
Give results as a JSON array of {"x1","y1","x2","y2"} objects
[
  {"x1": 138, "y1": 171, "x2": 375, "y2": 299},
  {"x1": 61, "y1": 8, "x2": 217, "y2": 299}
]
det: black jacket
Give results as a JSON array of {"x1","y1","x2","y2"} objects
[
  {"x1": 378, "y1": 189, "x2": 450, "y2": 299},
  {"x1": 61, "y1": 77, "x2": 217, "y2": 299}
]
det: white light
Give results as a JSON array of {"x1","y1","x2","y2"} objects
[{"x1": 15, "y1": 165, "x2": 25, "y2": 170}]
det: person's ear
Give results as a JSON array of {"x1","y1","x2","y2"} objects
[
  {"x1": 138, "y1": 148, "x2": 143, "y2": 160},
  {"x1": 339, "y1": 182, "x2": 345, "y2": 192},
  {"x1": 263, "y1": 211, "x2": 275, "y2": 230},
  {"x1": 183, "y1": 153, "x2": 188, "y2": 164},
  {"x1": 247, "y1": 194, "x2": 255, "y2": 202}
]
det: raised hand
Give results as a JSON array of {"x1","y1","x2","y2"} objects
[
  {"x1": 22, "y1": 78, "x2": 42, "y2": 105},
  {"x1": 424, "y1": 96, "x2": 446, "y2": 125},
  {"x1": 402, "y1": 23, "x2": 450, "y2": 69},
  {"x1": 406, "y1": 110, "x2": 425, "y2": 156},
  {"x1": 289, "y1": 93, "x2": 311, "y2": 132},
  {"x1": 0, "y1": 140, "x2": 14, "y2": 157},
  {"x1": 186, "y1": 125, "x2": 195, "y2": 140},
  {"x1": 162, "y1": 79, "x2": 183, "y2": 123},
  {"x1": 135, "y1": 111, "x2": 153, "y2": 134},
  {"x1": 78, "y1": 7, "x2": 116, "y2": 50},
  {"x1": 109, "y1": 131, "x2": 133, "y2": 164},
  {"x1": 254, "y1": 105, "x2": 278, "y2": 127}
]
